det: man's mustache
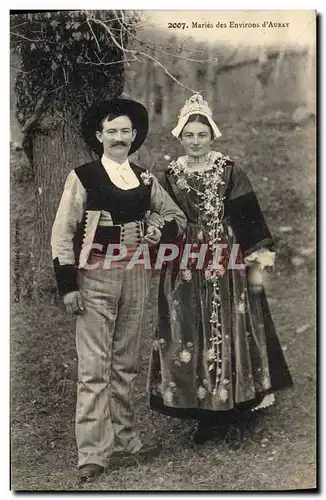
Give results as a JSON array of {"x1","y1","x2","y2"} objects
[{"x1": 111, "y1": 141, "x2": 129, "y2": 147}]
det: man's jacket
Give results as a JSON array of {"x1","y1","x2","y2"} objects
[{"x1": 51, "y1": 159, "x2": 187, "y2": 296}]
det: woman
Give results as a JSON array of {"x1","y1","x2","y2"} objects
[{"x1": 148, "y1": 94, "x2": 293, "y2": 443}]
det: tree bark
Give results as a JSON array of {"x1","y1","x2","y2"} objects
[{"x1": 30, "y1": 109, "x2": 94, "y2": 301}]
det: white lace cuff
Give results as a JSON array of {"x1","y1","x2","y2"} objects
[{"x1": 244, "y1": 249, "x2": 276, "y2": 270}]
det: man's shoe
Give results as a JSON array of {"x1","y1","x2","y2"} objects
[{"x1": 78, "y1": 463, "x2": 104, "y2": 483}]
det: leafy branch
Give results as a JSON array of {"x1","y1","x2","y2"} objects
[{"x1": 86, "y1": 14, "x2": 201, "y2": 94}]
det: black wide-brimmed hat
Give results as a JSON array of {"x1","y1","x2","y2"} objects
[{"x1": 81, "y1": 98, "x2": 149, "y2": 156}]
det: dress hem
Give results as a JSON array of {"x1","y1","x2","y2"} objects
[{"x1": 149, "y1": 390, "x2": 277, "y2": 421}]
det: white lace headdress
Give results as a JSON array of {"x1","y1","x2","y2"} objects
[{"x1": 171, "y1": 94, "x2": 222, "y2": 139}]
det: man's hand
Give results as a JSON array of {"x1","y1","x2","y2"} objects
[
  {"x1": 63, "y1": 291, "x2": 85, "y2": 315},
  {"x1": 142, "y1": 225, "x2": 161, "y2": 246}
]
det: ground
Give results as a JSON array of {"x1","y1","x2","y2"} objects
[{"x1": 10, "y1": 114, "x2": 316, "y2": 491}]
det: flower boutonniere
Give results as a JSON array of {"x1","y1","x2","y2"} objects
[{"x1": 140, "y1": 170, "x2": 154, "y2": 185}]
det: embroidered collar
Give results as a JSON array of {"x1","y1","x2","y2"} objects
[
  {"x1": 173, "y1": 151, "x2": 224, "y2": 173},
  {"x1": 187, "y1": 152, "x2": 212, "y2": 164}
]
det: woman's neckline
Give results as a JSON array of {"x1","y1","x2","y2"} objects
[
  {"x1": 171, "y1": 151, "x2": 224, "y2": 174},
  {"x1": 184, "y1": 152, "x2": 214, "y2": 173},
  {"x1": 184, "y1": 162, "x2": 214, "y2": 173},
  {"x1": 187, "y1": 152, "x2": 212, "y2": 164}
]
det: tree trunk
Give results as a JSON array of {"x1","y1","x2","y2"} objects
[
  {"x1": 205, "y1": 43, "x2": 216, "y2": 105},
  {"x1": 30, "y1": 109, "x2": 94, "y2": 302},
  {"x1": 252, "y1": 47, "x2": 268, "y2": 112},
  {"x1": 273, "y1": 47, "x2": 285, "y2": 83}
]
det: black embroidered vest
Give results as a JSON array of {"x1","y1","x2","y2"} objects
[{"x1": 75, "y1": 159, "x2": 151, "y2": 223}]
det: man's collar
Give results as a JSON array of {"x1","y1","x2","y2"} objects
[{"x1": 101, "y1": 155, "x2": 130, "y2": 169}]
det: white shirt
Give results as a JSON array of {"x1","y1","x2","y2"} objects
[{"x1": 101, "y1": 155, "x2": 140, "y2": 190}]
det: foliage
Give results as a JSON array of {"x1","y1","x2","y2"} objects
[
  {"x1": 10, "y1": 144, "x2": 34, "y2": 184},
  {"x1": 10, "y1": 11, "x2": 138, "y2": 128}
]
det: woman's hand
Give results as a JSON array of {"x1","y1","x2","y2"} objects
[
  {"x1": 142, "y1": 225, "x2": 162, "y2": 246},
  {"x1": 248, "y1": 262, "x2": 264, "y2": 293},
  {"x1": 245, "y1": 248, "x2": 275, "y2": 292}
]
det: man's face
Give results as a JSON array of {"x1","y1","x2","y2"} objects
[{"x1": 96, "y1": 115, "x2": 136, "y2": 159}]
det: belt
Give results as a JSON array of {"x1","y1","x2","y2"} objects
[{"x1": 93, "y1": 221, "x2": 144, "y2": 250}]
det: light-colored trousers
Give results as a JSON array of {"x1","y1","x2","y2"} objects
[{"x1": 75, "y1": 265, "x2": 150, "y2": 468}]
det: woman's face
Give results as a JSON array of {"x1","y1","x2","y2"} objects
[{"x1": 180, "y1": 121, "x2": 213, "y2": 158}]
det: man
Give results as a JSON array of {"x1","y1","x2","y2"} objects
[{"x1": 51, "y1": 98, "x2": 187, "y2": 482}]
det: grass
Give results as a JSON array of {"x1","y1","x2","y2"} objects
[{"x1": 10, "y1": 114, "x2": 316, "y2": 491}]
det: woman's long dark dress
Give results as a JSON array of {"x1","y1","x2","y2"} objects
[{"x1": 148, "y1": 154, "x2": 293, "y2": 421}]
